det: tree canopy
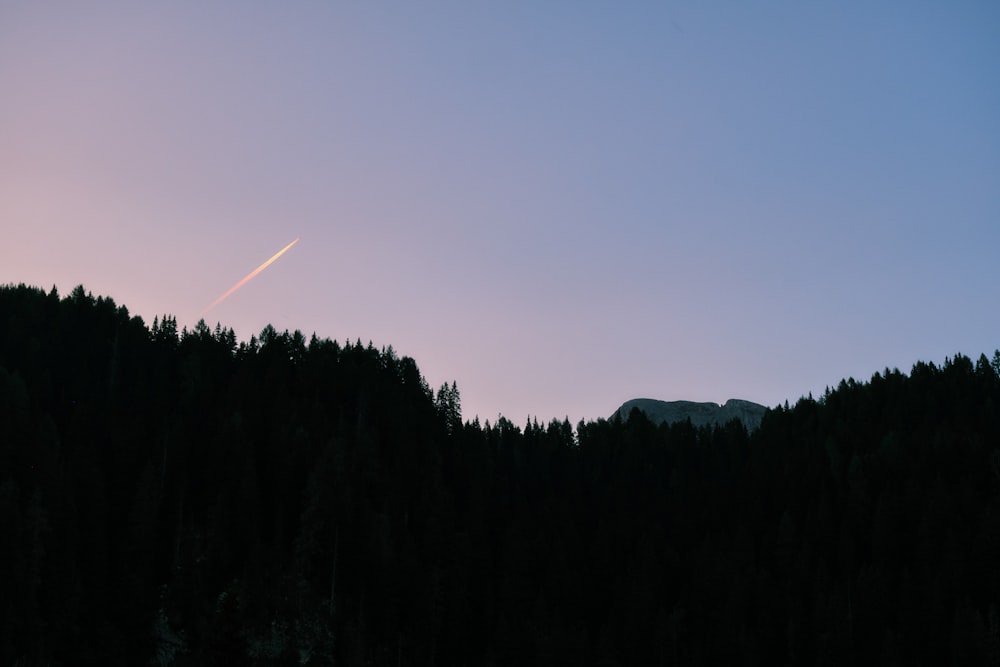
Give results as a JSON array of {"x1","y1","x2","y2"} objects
[{"x1": 1, "y1": 283, "x2": 999, "y2": 665}]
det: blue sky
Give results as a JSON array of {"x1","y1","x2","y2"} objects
[{"x1": 2, "y1": 2, "x2": 998, "y2": 423}]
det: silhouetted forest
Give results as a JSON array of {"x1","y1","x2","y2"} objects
[{"x1": 2, "y1": 283, "x2": 1000, "y2": 666}]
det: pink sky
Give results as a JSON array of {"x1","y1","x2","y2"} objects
[{"x1": 2, "y1": 2, "x2": 998, "y2": 424}]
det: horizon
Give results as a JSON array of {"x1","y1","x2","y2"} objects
[
  {"x1": 8, "y1": 279, "x2": 998, "y2": 427},
  {"x1": 2, "y1": 3, "x2": 998, "y2": 424}
]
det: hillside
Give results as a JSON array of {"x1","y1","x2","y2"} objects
[{"x1": 2, "y1": 283, "x2": 1000, "y2": 666}]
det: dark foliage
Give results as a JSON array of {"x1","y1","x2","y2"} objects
[{"x1": 2, "y1": 283, "x2": 999, "y2": 665}]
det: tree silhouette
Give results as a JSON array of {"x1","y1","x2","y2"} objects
[{"x1": 1, "y1": 283, "x2": 999, "y2": 664}]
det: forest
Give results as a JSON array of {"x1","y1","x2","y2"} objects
[{"x1": 2, "y1": 282, "x2": 999, "y2": 666}]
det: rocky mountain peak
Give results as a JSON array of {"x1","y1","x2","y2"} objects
[{"x1": 612, "y1": 397, "x2": 767, "y2": 431}]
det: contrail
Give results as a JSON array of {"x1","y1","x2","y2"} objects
[{"x1": 200, "y1": 237, "x2": 300, "y2": 316}]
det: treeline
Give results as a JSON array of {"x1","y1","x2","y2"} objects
[{"x1": 1, "y1": 283, "x2": 999, "y2": 666}]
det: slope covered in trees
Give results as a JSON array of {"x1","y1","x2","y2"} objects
[{"x1": 1, "y1": 283, "x2": 999, "y2": 666}]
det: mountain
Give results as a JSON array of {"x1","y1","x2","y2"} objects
[{"x1": 613, "y1": 397, "x2": 767, "y2": 430}]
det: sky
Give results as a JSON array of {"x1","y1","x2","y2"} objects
[{"x1": 2, "y1": 2, "x2": 998, "y2": 425}]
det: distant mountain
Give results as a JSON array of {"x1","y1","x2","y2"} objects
[{"x1": 613, "y1": 397, "x2": 767, "y2": 430}]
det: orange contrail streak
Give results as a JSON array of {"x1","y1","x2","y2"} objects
[{"x1": 200, "y1": 237, "x2": 300, "y2": 316}]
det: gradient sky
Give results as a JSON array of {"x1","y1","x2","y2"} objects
[{"x1": 2, "y1": 2, "x2": 998, "y2": 425}]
